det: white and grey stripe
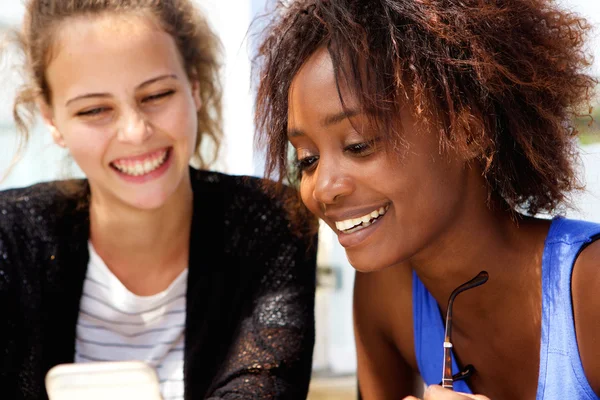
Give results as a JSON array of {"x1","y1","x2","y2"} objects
[{"x1": 75, "y1": 242, "x2": 187, "y2": 400}]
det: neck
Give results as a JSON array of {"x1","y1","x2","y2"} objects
[
  {"x1": 88, "y1": 177, "x2": 194, "y2": 294},
  {"x1": 408, "y1": 185, "x2": 550, "y2": 337}
]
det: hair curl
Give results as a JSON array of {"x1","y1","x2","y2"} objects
[
  {"x1": 9, "y1": 0, "x2": 222, "y2": 175},
  {"x1": 254, "y1": 0, "x2": 597, "y2": 216}
]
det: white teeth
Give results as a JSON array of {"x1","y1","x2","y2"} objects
[
  {"x1": 113, "y1": 150, "x2": 168, "y2": 176},
  {"x1": 335, "y1": 205, "x2": 389, "y2": 233}
]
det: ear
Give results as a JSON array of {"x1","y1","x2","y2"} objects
[
  {"x1": 191, "y1": 80, "x2": 202, "y2": 112},
  {"x1": 37, "y1": 98, "x2": 65, "y2": 147},
  {"x1": 456, "y1": 110, "x2": 487, "y2": 162}
]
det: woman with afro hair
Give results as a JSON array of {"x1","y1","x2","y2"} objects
[{"x1": 255, "y1": 0, "x2": 600, "y2": 399}]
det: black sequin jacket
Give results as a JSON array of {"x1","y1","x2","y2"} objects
[{"x1": 0, "y1": 168, "x2": 317, "y2": 400}]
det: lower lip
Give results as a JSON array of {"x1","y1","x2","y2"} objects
[
  {"x1": 336, "y1": 211, "x2": 387, "y2": 248},
  {"x1": 111, "y1": 148, "x2": 172, "y2": 184}
]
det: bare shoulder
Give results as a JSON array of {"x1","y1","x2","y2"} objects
[
  {"x1": 354, "y1": 263, "x2": 417, "y2": 368},
  {"x1": 572, "y1": 238, "x2": 600, "y2": 395}
]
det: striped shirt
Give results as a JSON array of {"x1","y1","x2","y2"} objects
[{"x1": 75, "y1": 242, "x2": 187, "y2": 400}]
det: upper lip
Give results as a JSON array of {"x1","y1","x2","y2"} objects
[
  {"x1": 110, "y1": 147, "x2": 170, "y2": 163},
  {"x1": 323, "y1": 202, "x2": 390, "y2": 222}
]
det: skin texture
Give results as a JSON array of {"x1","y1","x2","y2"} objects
[
  {"x1": 572, "y1": 239, "x2": 600, "y2": 393},
  {"x1": 287, "y1": 47, "x2": 600, "y2": 399},
  {"x1": 38, "y1": 14, "x2": 201, "y2": 295}
]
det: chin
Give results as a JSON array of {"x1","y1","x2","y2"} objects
[
  {"x1": 123, "y1": 173, "x2": 188, "y2": 210},
  {"x1": 124, "y1": 190, "x2": 172, "y2": 210},
  {"x1": 346, "y1": 252, "x2": 395, "y2": 273}
]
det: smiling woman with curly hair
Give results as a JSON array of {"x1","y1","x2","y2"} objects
[
  {"x1": 254, "y1": 0, "x2": 600, "y2": 399},
  {"x1": 0, "y1": 1, "x2": 318, "y2": 398}
]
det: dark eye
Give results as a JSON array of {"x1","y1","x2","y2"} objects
[
  {"x1": 295, "y1": 155, "x2": 319, "y2": 173},
  {"x1": 142, "y1": 90, "x2": 175, "y2": 103},
  {"x1": 344, "y1": 138, "x2": 380, "y2": 156},
  {"x1": 77, "y1": 107, "x2": 110, "y2": 117}
]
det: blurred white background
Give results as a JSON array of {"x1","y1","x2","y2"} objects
[{"x1": 0, "y1": 0, "x2": 599, "y2": 380}]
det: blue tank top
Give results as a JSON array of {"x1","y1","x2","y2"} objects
[{"x1": 413, "y1": 217, "x2": 600, "y2": 399}]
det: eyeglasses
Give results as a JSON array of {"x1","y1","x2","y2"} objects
[{"x1": 440, "y1": 270, "x2": 489, "y2": 390}]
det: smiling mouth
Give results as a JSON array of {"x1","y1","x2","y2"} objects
[
  {"x1": 110, "y1": 148, "x2": 171, "y2": 176},
  {"x1": 335, "y1": 204, "x2": 390, "y2": 234}
]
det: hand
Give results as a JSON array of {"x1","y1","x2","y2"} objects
[{"x1": 403, "y1": 385, "x2": 491, "y2": 400}]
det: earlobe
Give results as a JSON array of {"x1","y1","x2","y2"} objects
[
  {"x1": 49, "y1": 126, "x2": 66, "y2": 148},
  {"x1": 36, "y1": 99, "x2": 66, "y2": 148}
]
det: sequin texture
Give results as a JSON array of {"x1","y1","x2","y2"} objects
[{"x1": 0, "y1": 168, "x2": 317, "y2": 399}]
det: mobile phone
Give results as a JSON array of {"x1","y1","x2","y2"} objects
[{"x1": 45, "y1": 361, "x2": 163, "y2": 400}]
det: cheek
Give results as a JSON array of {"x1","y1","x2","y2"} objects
[
  {"x1": 395, "y1": 160, "x2": 468, "y2": 227},
  {"x1": 61, "y1": 126, "x2": 110, "y2": 165},
  {"x1": 155, "y1": 97, "x2": 198, "y2": 141},
  {"x1": 421, "y1": 160, "x2": 465, "y2": 199}
]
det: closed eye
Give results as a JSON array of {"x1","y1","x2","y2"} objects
[
  {"x1": 76, "y1": 107, "x2": 110, "y2": 117},
  {"x1": 142, "y1": 90, "x2": 175, "y2": 104}
]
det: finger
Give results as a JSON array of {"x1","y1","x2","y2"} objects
[
  {"x1": 402, "y1": 397, "x2": 421, "y2": 400},
  {"x1": 424, "y1": 385, "x2": 491, "y2": 400}
]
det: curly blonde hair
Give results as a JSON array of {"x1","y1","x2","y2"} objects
[{"x1": 11, "y1": 0, "x2": 222, "y2": 173}]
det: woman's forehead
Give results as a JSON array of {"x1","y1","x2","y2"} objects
[
  {"x1": 289, "y1": 47, "x2": 360, "y2": 112},
  {"x1": 46, "y1": 14, "x2": 185, "y2": 103}
]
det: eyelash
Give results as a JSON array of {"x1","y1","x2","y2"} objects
[
  {"x1": 295, "y1": 139, "x2": 380, "y2": 173},
  {"x1": 76, "y1": 107, "x2": 107, "y2": 117},
  {"x1": 75, "y1": 90, "x2": 175, "y2": 117},
  {"x1": 141, "y1": 90, "x2": 175, "y2": 103},
  {"x1": 345, "y1": 141, "x2": 374, "y2": 155},
  {"x1": 295, "y1": 156, "x2": 319, "y2": 172}
]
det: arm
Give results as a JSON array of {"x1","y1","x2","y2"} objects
[
  {"x1": 354, "y1": 267, "x2": 420, "y2": 399},
  {"x1": 206, "y1": 203, "x2": 318, "y2": 400},
  {"x1": 572, "y1": 239, "x2": 600, "y2": 396}
]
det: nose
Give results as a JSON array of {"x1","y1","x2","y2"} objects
[
  {"x1": 312, "y1": 158, "x2": 355, "y2": 205},
  {"x1": 117, "y1": 108, "x2": 152, "y2": 144}
]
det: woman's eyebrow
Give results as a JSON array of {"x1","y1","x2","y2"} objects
[
  {"x1": 321, "y1": 109, "x2": 359, "y2": 127},
  {"x1": 136, "y1": 74, "x2": 178, "y2": 90}
]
